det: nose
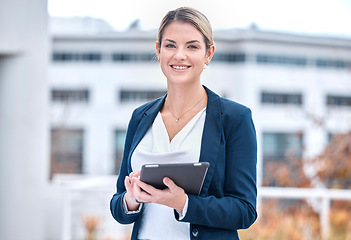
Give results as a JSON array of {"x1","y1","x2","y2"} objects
[{"x1": 174, "y1": 47, "x2": 187, "y2": 61}]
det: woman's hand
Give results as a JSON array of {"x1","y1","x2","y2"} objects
[
  {"x1": 132, "y1": 176, "x2": 187, "y2": 213},
  {"x1": 124, "y1": 170, "x2": 142, "y2": 211}
]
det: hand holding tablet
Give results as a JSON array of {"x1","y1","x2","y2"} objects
[{"x1": 140, "y1": 162, "x2": 210, "y2": 195}]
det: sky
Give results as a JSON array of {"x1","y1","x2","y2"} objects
[{"x1": 48, "y1": 0, "x2": 351, "y2": 37}]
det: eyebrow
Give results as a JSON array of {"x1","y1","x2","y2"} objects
[{"x1": 164, "y1": 39, "x2": 201, "y2": 44}]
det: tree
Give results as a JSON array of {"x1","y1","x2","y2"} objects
[
  {"x1": 312, "y1": 130, "x2": 351, "y2": 189},
  {"x1": 241, "y1": 130, "x2": 351, "y2": 239}
]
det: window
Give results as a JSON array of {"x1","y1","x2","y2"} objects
[
  {"x1": 326, "y1": 95, "x2": 351, "y2": 107},
  {"x1": 120, "y1": 90, "x2": 166, "y2": 103},
  {"x1": 52, "y1": 89, "x2": 89, "y2": 104},
  {"x1": 52, "y1": 52, "x2": 156, "y2": 63},
  {"x1": 53, "y1": 52, "x2": 79, "y2": 61},
  {"x1": 316, "y1": 59, "x2": 350, "y2": 69},
  {"x1": 262, "y1": 132, "x2": 304, "y2": 186},
  {"x1": 114, "y1": 130, "x2": 126, "y2": 174},
  {"x1": 50, "y1": 129, "x2": 84, "y2": 178},
  {"x1": 263, "y1": 132, "x2": 303, "y2": 161},
  {"x1": 53, "y1": 52, "x2": 102, "y2": 62},
  {"x1": 81, "y1": 53, "x2": 102, "y2": 61},
  {"x1": 112, "y1": 53, "x2": 156, "y2": 62},
  {"x1": 212, "y1": 53, "x2": 246, "y2": 63},
  {"x1": 256, "y1": 54, "x2": 307, "y2": 66},
  {"x1": 261, "y1": 92, "x2": 303, "y2": 106}
]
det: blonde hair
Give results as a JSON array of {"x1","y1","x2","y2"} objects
[{"x1": 157, "y1": 7, "x2": 214, "y2": 50}]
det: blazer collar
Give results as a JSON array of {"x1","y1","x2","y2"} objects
[{"x1": 127, "y1": 96, "x2": 166, "y2": 172}]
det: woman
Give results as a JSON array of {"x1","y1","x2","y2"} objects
[{"x1": 110, "y1": 7, "x2": 257, "y2": 240}]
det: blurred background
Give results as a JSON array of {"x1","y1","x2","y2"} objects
[{"x1": 1, "y1": 0, "x2": 351, "y2": 239}]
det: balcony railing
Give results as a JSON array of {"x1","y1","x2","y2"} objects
[{"x1": 54, "y1": 174, "x2": 351, "y2": 240}]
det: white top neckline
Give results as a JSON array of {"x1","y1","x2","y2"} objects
[{"x1": 155, "y1": 107, "x2": 207, "y2": 151}]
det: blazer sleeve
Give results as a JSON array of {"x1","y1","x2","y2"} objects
[
  {"x1": 110, "y1": 109, "x2": 143, "y2": 224},
  {"x1": 179, "y1": 105, "x2": 257, "y2": 230}
]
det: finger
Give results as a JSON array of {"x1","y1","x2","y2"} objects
[
  {"x1": 163, "y1": 177, "x2": 178, "y2": 191},
  {"x1": 133, "y1": 177, "x2": 159, "y2": 194},
  {"x1": 132, "y1": 182, "x2": 151, "y2": 203},
  {"x1": 134, "y1": 170, "x2": 141, "y2": 178},
  {"x1": 132, "y1": 178, "x2": 162, "y2": 204},
  {"x1": 124, "y1": 176, "x2": 141, "y2": 207},
  {"x1": 125, "y1": 176, "x2": 134, "y2": 193},
  {"x1": 125, "y1": 176, "x2": 131, "y2": 187},
  {"x1": 129, "y1": 171, "x2": 137, "y2": 179}
]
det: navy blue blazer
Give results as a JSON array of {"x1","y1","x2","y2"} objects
[{"x1": 110, "y1": 86, "x2": 257, "y2": 240}]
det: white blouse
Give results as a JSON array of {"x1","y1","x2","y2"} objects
[{"x1": 131, "y1": 108, "x2": 206, "y2": 240}]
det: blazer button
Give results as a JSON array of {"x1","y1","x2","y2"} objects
[{"x1": 192, "y1": 228, "x2": 199, "y2": 238}]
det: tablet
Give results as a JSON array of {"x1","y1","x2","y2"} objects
[{"x1": 140, "y1": 162, "x2": 210, "y2": 195}]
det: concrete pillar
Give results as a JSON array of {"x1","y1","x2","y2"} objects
[{"x1": 0, "y1": 0, "x2": 49, "y2": 239}]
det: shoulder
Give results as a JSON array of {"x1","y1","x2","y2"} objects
[
  {"x1": 133, "y1": 97, "x2": 165, "y2": 116},
  {"x1": 205, "y1": 85, "x2": 251, "y2": 118},
  {"x1": 124, "y1": 96, "x2": 165, "y2": 144},
  {"x1": 217, "y1": 98, "x2": 256, "y2": 146},
  {"x1": 205, "y1": 86, "x2": 253, "y2": 134},
  {"x1": 220, "y1": 97, "x2": 252, "y2": 119},
  {"x1": 205, "y1": 86, "x2": 253, "y2": 126},
  {"x1": 219, "y1": 97, "x2": 254, "y2": 136},
  {"x1": 130, "y1": 96, "x2": 165, "y2": 121}
]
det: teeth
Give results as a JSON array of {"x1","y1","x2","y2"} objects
[{"x1": 172, "y1": 65, "x2": 188, "y2": 70}]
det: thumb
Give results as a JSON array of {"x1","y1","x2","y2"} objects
[{"x1": 163, "y1": 177, "x2": 177, "y2": 190}]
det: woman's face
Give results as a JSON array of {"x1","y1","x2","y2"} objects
[{"x1": 156, "y1": 21, "x2": 214, "y2": 86}]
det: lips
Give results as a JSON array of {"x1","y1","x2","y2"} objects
[{"x1": 171, "y1": 65, "x2": 191, "y2": 70}]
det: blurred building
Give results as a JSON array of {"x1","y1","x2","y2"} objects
[
  {"x1": 50, "y1": 17, "x2": 351, "y2": 185},
  {"x1": 47, "y1": 17, "x2": 351, "y2": 239}
]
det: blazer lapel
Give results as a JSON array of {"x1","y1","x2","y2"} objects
[
  {"x1": 199, "y1": 87, "x2": 222, "y2": 196},
  {"x1": 127, "y1": 96, "x2": 166, "y2": 172}
]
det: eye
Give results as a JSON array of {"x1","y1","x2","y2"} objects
[
  {"x1": 165, "y1": 44, "x2": 176, "y2": 48},
  {"x1": 188, "y1": 45, "x2": 199, "y2": 49}
]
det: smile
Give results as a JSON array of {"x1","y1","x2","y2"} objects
[{"x1": 171, "y1": 65, "x2": 190, "y2": 70}]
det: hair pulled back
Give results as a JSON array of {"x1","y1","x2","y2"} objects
[{"x1": 157, "y1": 7, "x2": 214, "y2": 50}]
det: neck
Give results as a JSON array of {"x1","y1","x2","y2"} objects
[{"x1": 165, "y1": 83, "x2": 206, "y2": 117}]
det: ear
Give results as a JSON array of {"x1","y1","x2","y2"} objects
[
  {"x1": 205, "y1": 45, "x2": 215, "y2": 65},
  {"x1": 156, "y1": 41, "x2": 161, "y2": 61}
]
